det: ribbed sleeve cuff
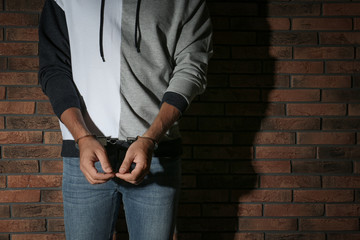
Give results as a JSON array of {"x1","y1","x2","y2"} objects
[{"x1": 161, "y1": 92, "x2": 188, "y2": 114}]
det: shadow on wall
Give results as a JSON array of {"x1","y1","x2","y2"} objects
[{"x1": 175, "y1": 1, "x2": 275, "y2": 239}]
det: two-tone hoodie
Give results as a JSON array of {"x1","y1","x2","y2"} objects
[{"x1": 39, "y1": 0, "x2": 213, "y2": 157}]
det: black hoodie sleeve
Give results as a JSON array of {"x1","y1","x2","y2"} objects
[{"x1": 39, "y1": 0, "x2": 81, "y2": 119}]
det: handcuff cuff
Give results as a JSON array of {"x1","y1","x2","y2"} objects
[{"x1": 75, "y1": 135, "x2": 158, "y2": 150}]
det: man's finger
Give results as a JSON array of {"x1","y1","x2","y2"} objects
[
  {"x1": 116, "y1": 161, "x2": 147, "y2": 183},
  {"x1": 97, "y1": 150, "x2": 114, "y2": 174},
  {"x1": 118, "y1": 153, "x2": 134, "y2": 174}
]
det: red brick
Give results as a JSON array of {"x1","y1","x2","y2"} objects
[
  {"x1": 256, "y1": 146, "x2": 316, "y2": 159},
  {"x1": 232, "y1": 47, "x2": 291, "y2": 59},
  {"x1": 0, "y1": 160, "x2": 39, "y2": 173},
  {"x1": 261, "y1": 176, "x2": 321, "y2": 188},
  {"x1": 323, "y1": 3, "x2": 360, "y2": 16},
  {"x1": 328, "y1": 233, "x2": 360, "y2": 240},
  {"x1": 204, "y1": 233, "x2": 264, "y2": 240},
  {"x1": 0, "y1": 206, "x2": 9, "y2": 218},
  {"x1": 318, "y1": 147, "x2": 360, "y2": 159},
  {"x1": 226, "y1": 103, "x2": 285, "y2": 116},
  {"x1": 259, "y1": 32, "x2": 318, "y2": 45},
  {"x1": 231, "y1": 18, "x2": 290, "y2": 31},
  {"x1": 294, "y1": 47, "x2": 354, "y2": 59},
  {"x1": 44, "y1": 131, "x2": 62, "y2": 144},
  {"x1": 323, "y1": 89, "x2": 360, "y2": 102},
  {"x1": 261, "y1": 118, "x2": 320, "y2": 130},
  {"x1": 232, "y1": 161, "x2": 290, "y2": 174},
  {"x1": 6, "y1": 116, "x2": 59, "y2": 129},
  {"x1": 291, "y1": 75, "x2": 351, "y2": 88},
  {"x1": 197, "y1": 175, "x2": 258, "y2": 189},
  {"x1": 298, "y1": 132, "x2": 355, "y2": 145},
  {"x1": 12, "y1": 204, "x2": 63, "y2": 218},
  {"x1": 0, "y1": 58, "x2": 6, "y2": 70},
  {"x1": 0, "y1": 177, "x2": 5, "y2": 188},
  {"x1": 0, "y1": 73, "x2": 38, "y2": 85},
  {"x1": 3, "y1": 145, "x2": 61, "y2": 159},
  {"x1": 201, "y1": 89, "x2": 260, "y2": 102},
  {"x1": 198, "y1": 117, "x2": 260, "y2": 131},
  {"x1": 356, "y1": 18, "x2": 360, "y2": 30},
  {"x1": 0, "y1": 102, "x2": 35, "y2": 114},
  {"x1": 182, "y1": 161, "x2": 229, "y2": 174},
  {"x1": 292, "y1": 160, "x2": 352, "y2": 174},
  {"x1": 177, "y1": 204, "x2": 201, "y2": 217},
  {"x1": 320, "y1": 32, "x2": 360, "y2": 45},
  {"x1": 0, "y1": 220, "x2": 45, "y2": 232},
  {"x1": 266, "y1": 3, "x2": 320, "y2": 16},
  {"x1": 213, "y1": 32, "x2": 256, "y2": 45},
  {"x1": 264, "y1": 89, "x2": 320, "y2": 102},
  {"x1": 266, "y1": 61, "x2": 323, "y2": 74},
  {"x1": 266, "y1": 233, "x2": 325, "y2": 240},
  {"x1": 209, "y1": 60, "x2": 261, "y2": 74},
  {"x1": 264, "y1": 204, "x2": 324, "y2": 216},
  {"x1": 0, "y1": 131, "x2": 42, "y2": 144},
  {"x1": 6, "y1": 0, "x2": 45, "y2": 11},
  {"x1": 6, "y1": 28, "x2": 38, "y2": 41},
  {"x1": 194, "y1": 146, "x2": 252, "y2": 159},
  {"x1": 294, "y1": 190, "x2": 354, "y2": 202},
  {"x1": 212, "y1": 46, "x2": 230, "y2": 59},
  {"x1": 7, "y1": 87, "x2": 47, "y2": 100},
  {"x1": 326, "y1": 204, "x2": 360, "y2": 216},
  {"x1": 323, "y1": 119, "x2": 360, "y2": 130},
  {"x1": 47, "y1": 219, "x2": 64, "y2": 232},
  {"x1": 7, "y1": 175, "x2": 62, "y2": 188},
  {"x1": 0, "y1": 13, "x2": 38, "y2": 26},
  {"x1": 287, "y1": 104, "x2": 346, "y2": 116},
  {"x1": 177, "y1": 218, "x2": 237, "y2": 232},
  {"x1": 202, "y1": 204, "x2": 262, "y2": 217},
  {"x1": 182, "y1": 132, "x2": 232, "y2": 145},
  {"x1": 0, "y1": 234, "x2": 10, "y2": 240},
  {"x1": 211, "y1": 17, "x2": 229, "y2": 30},
  {"x1": 186, "y1": 103, "x2": 224, "y2": 116},
  {"x1": 41, "y1": 160, "x2": 63, "y2": 173},
  {"x1": 293, "y1": 18, "x2": 352, "y2": 30},
  {"x1": 8, "y1": 58, "x2": 39, "y2": 71},
  {"x1": 323, "y1": 176, "x2": 360, "y2": 188},
  {"x1": 230, "y1": 75, "x2": 289, "y2": 88},
  {"x1": 36, "y1": 102, "x2": 55, "y2": 115},
  {"x1": 350, "y1": 104, "x2": 360, "y2": 116},
  {"x1": 41, "y1": 190, "x2": 63, "y2": 203},
  {"x1": 0, "y1": 87, "x2": 4, "y2": 99},
  {"x1": 0, "y1": 117, "x2": 4, "y2": 129},
  {"x1": 238, "y1": 218, "x2": 297, "y2": 231},
  {"x1": 300, "y1": 218, "x2": 359, "y2": 231},
  {"x1": 0, "y1": 43, "x2": 37, "y2": 56},
  {"x1": 0, "y1": 190, "x2": 40, "y2": 203},
  {"x1": 181, "y1": 190, "x2": 229, "y2": 203},
  {"x1": 208, "y1": 3, "x2": 258, "y2": 16},
  {"x1": 235, "y1": 132, "x2": 295, "y2": 145},
  {"x1": 233, "y1": 190, "x2": 292, "y2": 202},
  {"x1": 12, "y1": 234, "x2": 65, "y2": 240}
]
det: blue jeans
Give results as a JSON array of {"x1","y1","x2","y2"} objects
[{"x1": 62, "y1": 156, "x2": 181, "y2": 240}]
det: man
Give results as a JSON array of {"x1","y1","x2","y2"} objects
[{"x1": 39, "y1": 0, "x2": 212, "y2": 239}]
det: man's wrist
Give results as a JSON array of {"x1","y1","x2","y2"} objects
[{"x1": 137, "y1": 135, "x2": 158, "y2": 150}]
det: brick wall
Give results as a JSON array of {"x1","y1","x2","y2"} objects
[{"x1": 0, "y1": 0, "x2": 359, "y2": 239}]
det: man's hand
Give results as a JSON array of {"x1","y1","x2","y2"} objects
[
  {"x1": 78, "y1": 136, "x2": 115, "y2": 184},
  {"x1": 115, "y1": 137, "x2": 155, "y2": 185}
]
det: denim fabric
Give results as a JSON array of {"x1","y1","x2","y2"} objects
[{"x1": 62, "y1": 156, "x2": 181, "y2": 240}]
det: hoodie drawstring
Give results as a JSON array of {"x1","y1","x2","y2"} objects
[
  {"x1": 99, "y1": 0, "x2": 141, "y2": 62},
  {"x1": 135, "y1": 0, "x2": 141, "y2": 53},
  {"x1": 99, "y1": 0, "x2": 106, "y2": 62}
]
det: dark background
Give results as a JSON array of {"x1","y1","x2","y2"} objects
[{"x1": 0, "y1": 0, "x2": 360, "y2": 240}]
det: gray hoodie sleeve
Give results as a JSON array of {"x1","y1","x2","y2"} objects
[{"x1": 165, "y1": 0, "x2": 213, "y2": 106}]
